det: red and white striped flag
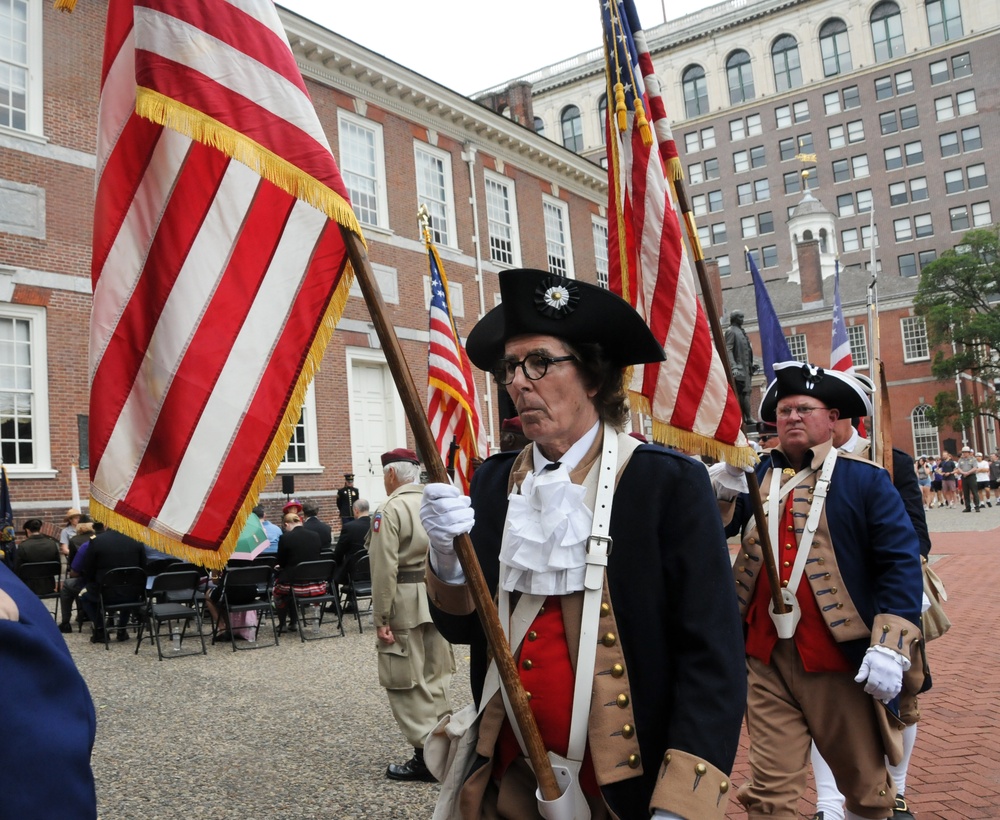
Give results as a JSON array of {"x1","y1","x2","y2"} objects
[
  {"x1": 89, "y1": 0, "x2": 361, "y2": 567},
  {"x1": 830, "y1": 259, "x2": 867, "y2": 435},
  {"x1": 601, "y1": 0, "x2": 752, "y2": 465},
  {"x1": 426, "y1": 237, "x2": 486, "y2": 493}
]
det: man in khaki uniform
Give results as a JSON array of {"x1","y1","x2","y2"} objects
[{"x1": 368, "y1": 447, "x2": 454, "y2": 783}]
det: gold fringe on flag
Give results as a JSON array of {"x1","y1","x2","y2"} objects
[
  {"x1": 88, "y1": 89, "x2": 363, "y2": 568},
  {"x1": 614, "y1": 83, "x2": 627, "y2": 132},
  {"x1": 629, "y1": 392, "x2": 758, "y2": 469},
  {"x1": 135, "y1": 88, "x2": 364, "y2": 246},
  {"x1": 633, "y1": 99, "x2": 653, "y2": 147},
  {"x1": 54, "y1": 0, "x2": 77, "y2": 11},
  {"x1": 666, "y1": 155, "x2": 684, "y2": 182}
]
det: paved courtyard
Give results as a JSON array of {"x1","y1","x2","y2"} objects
[{"x1": 64, "y1": 505, "x2": 998, "y2": 819}]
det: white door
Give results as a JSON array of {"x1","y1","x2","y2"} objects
[{"x1": 349, "y1": 354, "x2": 404, "y2": 507}]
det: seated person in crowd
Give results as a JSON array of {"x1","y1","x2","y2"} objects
[
  {"x1": 59, "y1": 520, "x2": 97, "y2": 633},
  {"x1": 77, "y1": 529, "x2": 147, "y2": 643},
  {"x1": 332, "y1": 498, "x2": 370, "y2": 605},
  {"x1": 14, "y1": 518, "x2": 61, "y2": 595},
  {"x1": 272, "y1": 512, "x2": 323, "y2": 630}
]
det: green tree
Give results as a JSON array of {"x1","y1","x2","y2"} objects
[{"x1": 913, "y1": 227, "x2": 1000, "y2": 432}]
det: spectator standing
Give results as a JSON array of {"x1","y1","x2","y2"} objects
[
  {"x1": 370, "y1": 448, "x2": 454, "y2": 783},
  {"x1": 337, "y1": 473, "x2": 360, "y2": 524},
  {"x1": 938, "y1": 451, "x2": 958, "y2": 508},
  {"x1": 990, "y1": 454, "x2": 1000, "y2": 503},
  {"x1": 976, "y1": 453, "x2": 991, "y2": 507},
  {"x1": 956, "y1": 446, "x2": 981, "y2": 512}
]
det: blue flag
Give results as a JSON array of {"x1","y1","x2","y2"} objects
[
  {"x1": 0, "y1": 466, "x2": 15, "y2": 567},
  {"x1": 747, "y1": 249, "x2": 792, "y2": 383}
]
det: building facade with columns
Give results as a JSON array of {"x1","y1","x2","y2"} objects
[
  {"x1": 0, "y1": 1, "x2": 609, "y2": 526},
  {"x1": 479, "y1": 0, "x2": 1000, "y2": 456}
]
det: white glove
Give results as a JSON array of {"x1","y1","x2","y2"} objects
[
  {"x1": 420, "y1": 483, "x2": 474, "y2": 583},
  {"x1": 854, "y1": 645, "x2": 906, "y2": 702},
  {"x1": 707, "y1": 461, "x2": 749, "y2": 501}
]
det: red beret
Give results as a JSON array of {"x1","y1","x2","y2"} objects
[
  {"x1": 282, "y1": 499, "x2": 303, "y2": 515},
  {"x1": 500, "y1": 417, "x2": 523, "y2": 434},
  {"x1": 381, "y1": 448, "x2": 419, "y2": 467}
]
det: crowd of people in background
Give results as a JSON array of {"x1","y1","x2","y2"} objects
[{"x1": 916, "y1": 450, "x2": 1000, "y2": 512}]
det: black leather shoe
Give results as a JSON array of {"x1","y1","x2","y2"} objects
[
  {"x1": 893, "y1": 794, "x2": 915, "y2": 819},
  {"x1": 90, "y1": 631, "x2": 106, "y2": 644},
  {"x1": 58, "y1": 622, "x2": 73, "y2": 634},
  {"x1": 117, "y1": 629, "x2": 130, "y2": 642},
  {"x1": 386, "y1": 754, "x2": 435, "y2": 782}
]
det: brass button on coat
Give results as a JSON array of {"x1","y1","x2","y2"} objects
[
  {"x1": 616, "y1": 693, "x2": 629, "y2": 708},
  {"x1": 695, "y1": 763, "x2": 707, "y2": 775},
  {"x1": 522, "y1": 659, "x2": 533, "y2": 670},
  {"x1": 527, "y1": 631, "x2": 537, "y2": 642},
  {"x1": 600, "y1": 602, "x2": 610, "y2": 616},
  {"x1": 628, "y1": 754, "x2": 640, "y2": 768},
  {"x1": 602, "y1": 633, "x2": 617, "y2": 647},
  {"x1": 611, "y1": 663, "x2": 624, "y2": 678},
  {"x1": 621, "y1": 723, "x2": 634, "y2": 738}
]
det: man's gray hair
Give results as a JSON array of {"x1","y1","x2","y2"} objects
[
  {"x1": 384, "y1": 461, "x2": 421, "y2": 484},
  {"x1": 353, "y1": 498, "x2": 370, "y2": 515}
]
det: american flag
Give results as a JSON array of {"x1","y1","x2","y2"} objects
[
  {"x1": 426, "y1": 239, "x2": 486, "y2": 493},
  {"x1": 89, "y1": 0, "x2": 360, "y2": 567},
  {"x1": 830, "y1": 259, "x2": 867, "y2": 434},
  {"x1": 602, "y1": 0, "x2": 752, "y2": 464}
]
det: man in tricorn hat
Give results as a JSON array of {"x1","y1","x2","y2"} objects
[
  {"x1": 337, "y1": 473, "x2": 360, "y2": 524},
  {"x1": 420, "y1": 269, "x2": 745, "y2": 819},
  {"x1": 715, "y1": 361, "x2": 922, "y2": 820},
  {"x1": 368, "y1": 448, "x2": 454, "y2": 783}
]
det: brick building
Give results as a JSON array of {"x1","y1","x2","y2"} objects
[
  {"x1": 0, "y1": 1, "x2": 608, "y2": 526},
  {"x1": 478, "y1": 0, "x2": 1000, "y2": 457}
]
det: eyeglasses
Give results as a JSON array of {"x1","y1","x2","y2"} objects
[
  {"x1": 492, "y1": 353, "x2": 577, "y2": 385},
  {"x1": 775, "y1": 404, "x2": 827, "y2": 419}
]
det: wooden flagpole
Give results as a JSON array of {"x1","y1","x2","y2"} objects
[
  {"x1": 669, "y1": 180, "x2": 789, "y2": 616},
  {"x1": 341, "y1": 228, "x2": 561, "y2": 800}
]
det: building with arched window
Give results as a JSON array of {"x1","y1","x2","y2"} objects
[{"x1": 475, "y1": 0, "x2": 1000, "y2": 454}]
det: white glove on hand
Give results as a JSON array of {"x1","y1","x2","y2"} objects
[
  {"x1": 420, "y1": 483, "x2": 474, "y2": 583},
  {"x1": 708, "y1": 461, "x2": 750, "y2": 501},
  {"x1": 854, "y1": 645, "x2": 905, "y2": 702}
]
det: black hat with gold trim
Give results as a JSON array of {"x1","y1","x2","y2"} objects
[
  {"x1": 466, "y1": 269, "x2": 664, "y2": 371},
  {"x1": 759, "y1": 361, "x2": 873, "y2": 423}
]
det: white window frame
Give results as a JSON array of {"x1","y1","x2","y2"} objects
[
  {"x1": 414, "y1": 142, "x2": 458, "y2": 249},
  {"x1": 592, "y1": 217, "x2": 609, "y2": 289},
  {"x1": 279, "y1": 382, "x2": 321, "y2": 474},
  {"x1": 847, "y1": 324, "x2": 869, "y2": 369},
  {"x1": 337, "y1": 110, "x2": 388, "y2": 232},
  {"x1": 901, "y1": 316, "x2": 930, "y2": 362},
  {"x1": 0, "y1": 0, "x2": 43, "y2": 138},
  {"x1": 911, "y1": 405, "x2": 939, "y2": 458},
  {"x1": 542, "y1": 195, "x2": 574, "y2": 279},
  {"x1": 483, "y1": 170, "x2": 521, "y2": 268},
  {"x1": 0, "y1": 302, "x2": 52, "y2": 477},
  {"x1": 787, "y1": 332, "x2": 809, "y2": 363}
]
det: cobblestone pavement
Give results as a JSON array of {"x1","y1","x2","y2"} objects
[{"x1": 65, "y1": 503, "x2": 997, "y2": 819}]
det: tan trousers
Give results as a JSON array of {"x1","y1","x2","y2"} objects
[
  {"x1": 383, "y1": 621, "x2": 455, "y2": 748},
  {"x1": 480, "y1": 758, "x2": 610, "y2": 820},
  {"x1": 739, "y1": 641, "x2": 895, "y2": 820}
]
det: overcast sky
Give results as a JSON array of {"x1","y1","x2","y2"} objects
[{"x1": 279, "y1": 0, "x2": 722, "y2": 96}]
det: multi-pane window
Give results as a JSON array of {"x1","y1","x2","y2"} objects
[
  {"x1": 716, "y1": 255, "x2": 731, "y2": 277},
  {"x1": 843, "y1": 86, "x2": 861, "y2": 109},
  {"x1": 875, "y1": 76, "x2": 894, "y2": 101},
  {"x1": 961, "y1": 126, "x2": 982, "y2": 152},
  {"x1": 794, "y1": 101, "x2": 810, "y2": 122},
  {"x1": 912, "y1": 405, "x2": 939, "y2": 458},
  {"x1": 952, "y1": 52, "x2": 972, "y2": 78},
  {"x1": 929, "y1": 59, "x2": 949, "y2": 85},
  {"x1": 339, "y1": 113, "x2": 386, "y2": 229},
  {"x1": 901, "y1": 316, "x2": 930, "y2": 361},
  {"x1": 738, "y1": 182, "x2": 753, "y2": 205},
  {"x1": 904, "y1": 141, "x2": 923, "y2": 166},
  {"x1": 848, "y1": 121, "x2": 865, "y2": 143},
  {"x1": 852, "y1": 155, "x2": 870, "y2": 179},
  {"x1": 682, "y1": 65, "x2": 709, "y2": 118},
  {"x1": 775, "y1": 105, "x2": 792, "y2": 129},
  {"x1": 685, "y1": 132, "x2": 700, "y2": 154},
  {"x1": 889, "y1": 182, "x2": 907, "y2": 207},
  {"x1": 899, "y1": 106, "x2": 918, "y2": 130},
  {"x1": 688, "y1": 162, "x2": 705, "y2": 185},
  {"x1": 842, "y1": 229, "x2": 861, "y2": 252},
  {"x1": 910, "y1": 177, "x2": 928, "y2": 201},
  {"x1": 543, "y1": 198, "x2": 573, "y2": 277},
  {"x1": 823, "y1": 91, "x2": 842, "y2": 115},
  {"x1": 879, "y1": 112, "x2": 898, "y2": 135},
  {"x1": 967, "y1": 163, "x2": 987, "y2": 190},
  {"x1": 832, "y1": 159, "x2": 850, "y2": 183},
  {"x1": 914, "y1": 214, "x2": 933, "y2": 238},
  {"x1": 692, "y1": 194, "x2": 707, "y2": 216},
  {"x1": 820, "y1": 18, "x2": 852, "y2": 77},
  {"x1": 698, "y1": 225, "x2": 711, "y2": 250},
  {"x1": 893, "y1": 217, "x2": 913, "y2": 242},
  {"x1": 848, "y1": 325, "x2": 869, "y2": 368},
  {"x1": 701, "y1": 127, "x2": 716, "y2": 149},
  {"x1": 939, "y1": 132, "x2": 959, "y2": 157},
  {"x1": 935, "y1": 96, "x2": 955, "y2": 121},
  {"x1": 884, "y1": 146, "x2": 903, "y2": 171},
  {"x1": 857, "y1": 189, "x2": 873, "y2": 213},
  {"x1": 828, "y1": 125, "x2": 847, "y2": 150},
  {"x1": 957, "y1": 90, "x2": 977, "y2": 116},
  {"x1": 759, "y1": 211, "x2": 774, "y2": 234},
  {"x1": 972, "y1": 201, "x2": 993, "y2": 227},
  {"x1": 944, "y1": 169, "x2": 964, "y2": 194},
  {"x1": 787, "y1": 333, "x2": 809, "y2": 363},
  {"x1": 838, "y1": 193, "x2": 857, "y2": 217},
  {"x1": 898, "y1": 253, "x2": 917, "y2": 278},
  {"x1": 726, "y1": 50, "x2": 755, "y2": 105},
  {"x1": 711, "y1": 222, "x2": 728, "y2": 244},
  {"x1": 0, "y1": 307, "x2": 50, "y2": 471},
  {"x1": 741, "y1": 215, "x2": 757, "y2": 238},
  {"x1": 704, "y1": 158, "x2": 720, "y2": 180},
  {"x1": 592, "y1": 219, "x2": 609, "y2": 289},
  {"x1": 784, "y1": 171, "x2": 803, "y2": 194},
  {"x1": 560, "y1": 105, "x2": 583, "y2": 152},
  {"x1": 754, "y1": 178, "x2": 771, "y2": 201},
  {"x1": 918, "y1": 249, "x2": 938, "y2": 269},
  {"x1": 762, "y1": 245, "x2": 778, "y2": 268},
  {"x1": 0, "y1": 0, "x2": 29, "y2": 132},
  {"x1": 871, "y1": 1, "x2": 905, "y2": 62},
  {"x1": 598, "y1": 94, "x2": 607, "y2": 143},
  {"x1": 949, "y1": 205, "x2": 970, "y2": 231},
  {"x1": 708, "y1": 190, "x2": 724, "y2": 211},
  {"x1": 926, "y1": 0, "x2": 964, "y2": 45},
  {"x1": 779, "y1": 137, "x2": 797, "y2": 161},
  {"x1": 772, "y1": 35, "x2": 802, "y2": 92},
  {"x1": 415, "y1": 145, "x2": 454, "y2": 246},
  {"x1": 730, "y1": 118, "x2": 746, "y2": 142},
  {"x1": 895, "y1": 70, "x2": 914, "y2": 95},
  {"x1": 746, "y1": 114, "x2": 763, "y2": 136},
  {"x1": 485, "y1": 173, "x2": 520, "y2": 266},
  {"x1": 733, "y1": 146, "x2": 766, "y2": 172}
]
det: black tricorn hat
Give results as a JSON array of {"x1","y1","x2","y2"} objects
[
  {"x1": 466, "y1": 269, "x2": 665, "y2": 371},
  {"x1": 759, "y1": 361, "x2": 873, "y2": 423}
]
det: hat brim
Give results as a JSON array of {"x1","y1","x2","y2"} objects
[
  {"x1": 759, "y1": 362, "x2": 873, "y2": 423},
  {"x1": 466, "y1": 269, "x2": 665, "y2": 371}
]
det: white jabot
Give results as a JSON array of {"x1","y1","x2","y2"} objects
[{"x1": 499, "y1": 422, "x2": 601, "y2": 595}]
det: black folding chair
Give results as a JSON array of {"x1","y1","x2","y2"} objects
[
  {"x1": 16, "y1": 560, "x2": 63, "y2": 622},
  {"x1": 341, "y1": 552, "x2": 372, "y2": 634},
  {"x1": 215, "y1": 564, "x2": 278, "y2": 651},
  {"x1": 136, "y1": 569, "x2": 207, "y2": 660},
  {"x1": 96, "y1": 567, "x2": 148, "y2": 650},
  {"x1": 286, "y1": 559, "x2": 344, "y2": 642}
]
